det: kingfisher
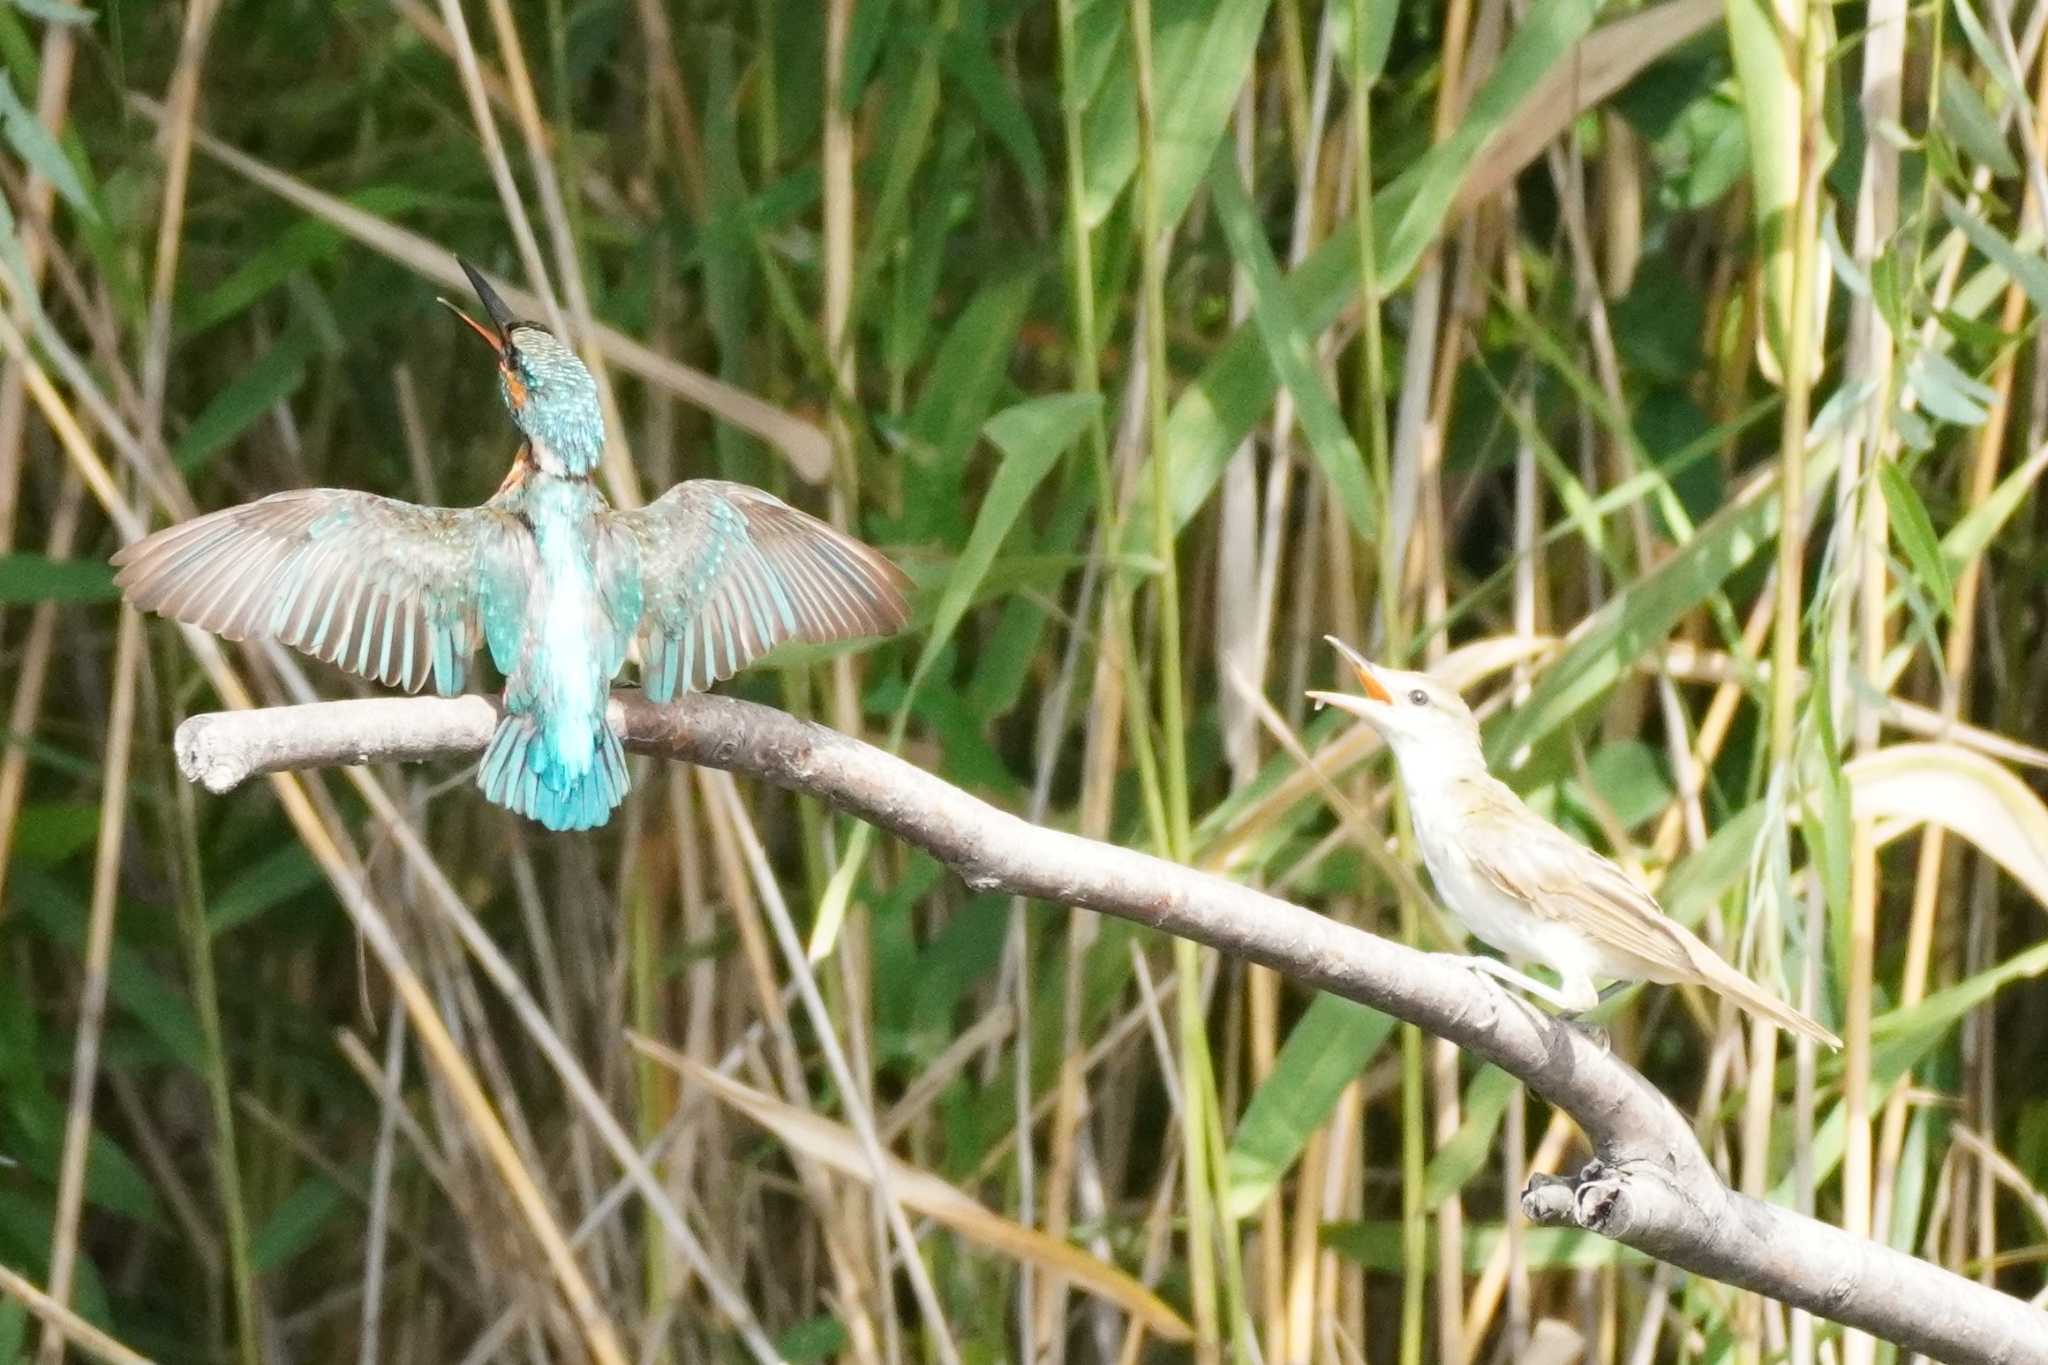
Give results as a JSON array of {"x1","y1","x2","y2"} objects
[{"x1": 115, "y1": 260, "x2": 911, "y2": 831}]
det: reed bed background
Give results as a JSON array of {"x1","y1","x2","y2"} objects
[{"x1": 0, "y1": 0, "x2": 2045, "y2": 1361}]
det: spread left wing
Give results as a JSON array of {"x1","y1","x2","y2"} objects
[
  {"x1": 113, "y1": 489, "x2": 511, "y2": 695},
  {"x1": 605, "y1": 480, "x2": 911, "y2": 702}
]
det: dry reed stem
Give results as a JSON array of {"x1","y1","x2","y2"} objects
[
  {"x1": 36, "y1": 608, "x2": 143, "y2": 1365},
  {"x1": 0, "y1": 1263, "x2": 157, "y2": 1365}
]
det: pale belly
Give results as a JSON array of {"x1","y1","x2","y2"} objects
[
  {"x1": 1409, "y1": 791, "x2": 1606, "y2": 986},
  {"x1": 527, "y1": 524, "x2": 612, "y2": 775}
]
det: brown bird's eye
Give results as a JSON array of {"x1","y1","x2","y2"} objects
[{"x1": 1408, "y1": 688, "x2": 1428, "y2": 706}]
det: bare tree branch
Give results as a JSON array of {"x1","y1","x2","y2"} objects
[{"x1": 173, "y1": 692, "x2": 2048, "y2": 1365}]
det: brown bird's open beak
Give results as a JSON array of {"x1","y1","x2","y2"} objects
[
  {"x1": 1306, "y1": 634, "x2": 1392, "y2": 717},
  {"x1": 438, "y1": 257, "x2": 516, "y2": 357}
]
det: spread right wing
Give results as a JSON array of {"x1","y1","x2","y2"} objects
[
  {"x1": 112, "y1": 489, "x2": 517, "y2": 695},
  {"x1": 605, "y1": 480, "x2": 912, "y2": 702}
]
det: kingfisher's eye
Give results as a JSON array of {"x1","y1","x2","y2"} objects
[{"x1": 1407, "y1": 688, "x2": 1428, "y2": 706}]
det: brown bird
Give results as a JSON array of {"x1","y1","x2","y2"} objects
[{"x1": 1308, "y1": 636, "x2": 1840, "y2": 1049}]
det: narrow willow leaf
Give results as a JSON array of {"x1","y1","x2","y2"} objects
[
  {"x1": 206, "y1": 845, "x2": 324, "y2": 936},
  {"x1": 1941, "y1": 195, "x2": 2048, "y2": 317},
  {"x1": 1936, "y1": 60, "x2": 2020, "y2": 178},
  {"x1": 11, "y1": 869, "x2": 209, "y2": 1069},
  {"x1": 250, "y1": 1177, "x2": 347, "y2": 1272},
  {"x1": 1875, "y1": 459, "x2": 1956, "y2": 610},
  {"x1": 1820, "y1": 203, "x2": 1869, "y2": 296},
  {"x1": 941, "y1": 27, "x2": 1047, "y2": 195},
  {"x1": 1125, "y1": 0, "x2": 1662, "y2": 557},
  {"x1": 173, "y1": 333, "x2": 314, "y2": 471},
  {"x1": 1907, "y1": 346, "x2": 1994, "y2": 427},
  {"x1": 1950, "y1": 0, "x2": 2029, "y2": 105},
  {"x1": 1770, "y1": 932, "x2": 2048, "y2": 1205},
  {"x1": 1942, "y1": 439, "x2": 2048, "y2": 565},
  {"x1": 902, "y1": 269, "x2": 1038, "y2": 474},
  {"x1": 774, "y1": 1317, "x2": 850, "y2": 1365},
  {"x1": 1355, "y1": 0, "x2": 1397, "y2": 83}
]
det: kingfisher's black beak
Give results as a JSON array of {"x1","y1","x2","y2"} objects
[{"x1": 439, "y1": 257, "x2": 515, "y2": 357}]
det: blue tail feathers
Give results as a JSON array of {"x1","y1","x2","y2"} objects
[{"x1": 477, "y1": 713, "x2": 629, "y2": 831}]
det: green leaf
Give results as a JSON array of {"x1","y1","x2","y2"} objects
[
  {"x1": 250, "y1": 1176, "x2": 346, "y2": 1272},
  {"x1": 902, "y1": 269, "x2": 1038, "y2": 475},
  {"x1": 1080, "y1": 0, "x2": 1273, "y2": 228},
  {"x1": 1907, "y1": 347, "x2": 1994, "y2": 427},
  {"x1": 1660, "y1": 805, "x2": 1769, "y2": 929},
  {"x1": 1354, "y1": 0, "x2": 1397, "y2": 84},
  {"x1": 1876, "y1": 459, "x2": 1955, "y2": 611},
  {"x1": 1207, "y1": 153, "x2": 1376, "y2": 543},
  {"x1": 904, "y1": 393, "x2": 1099, "y2": 703},
  {"x1": 1422, "y1": 1066, "x2": 1517, "y2": 1204},
  {"x1": 0, "y1": 71, "x2": 94, "y2": 219},
  {"x1": 10, "y1": 868, "x2": 210, "y2": 1069},
  {"x1": 173, "y1": 332, "x2": 314, "y2": 471},
  {"x1": 1942, "y1": 442, "x2": 2048, "y2": 566},
  {"x1": 1570, "y1": 741, "x2": 1673, "y2": 831},
  {"x1": 4, "y1": 1092, "x2": 160, "y2": 1225},
  {"x1": 0, "y1": 555, "x2": 116, "y2": 604},
  {"x1": 941, "y1": 22, "x2": 1046, "y2": 195},
  {"x1": 1770, "y1": 932, "x2": 2048, "y2": 1206},
  {"x1": 1223, "y1": 995, "x2": 1396, "y2": 1220},
  {"x1": 1950, "y1": 0, "x2": 2029, "y2": 107},
  {"x1": 1942, "y1": 195, "x2": 2048, "y2": 319},
  {"x1": 8, "y1": 801, "x2": 97, "y2": 862},
  {"x1": 775, "y1": 1316, "x2": 850, "y2": 1364},
  {"x1": 1936, "y1": 61, "x2": 2020, "y2": 178},
  {"x1": 0, "y1": 1301, "x2": 22, "y2": 1365},
  {"x1": 177, "y1": 187, "x2": 428, "y2": 336},
  {"x1": 206, "y1": 844, "x2": 322, "y2": 936}
]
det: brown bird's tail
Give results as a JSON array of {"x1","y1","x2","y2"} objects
[{"x1": 1692, "y1": 952, "x2": 1842, "y2": 1050}]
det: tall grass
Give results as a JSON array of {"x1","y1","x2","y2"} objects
[{"x1": 0, "y1": 1, "x2": 2045, "y2": 1362}]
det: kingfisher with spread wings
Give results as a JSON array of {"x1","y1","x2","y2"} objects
[{"x1": 114, "y1": 260, "x2": 911, "y2": 831}]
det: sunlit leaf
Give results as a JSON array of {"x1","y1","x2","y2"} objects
[
  {"x1": 1876, "y1": 460, "x2": 1956, "y2": 611},
  {"x1": 1846, "y1": 742, "x2": 2048, "y2": 914},
  {"x1": 1224, "y1": 996, "x2": 1396, "y2": 1219}
]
